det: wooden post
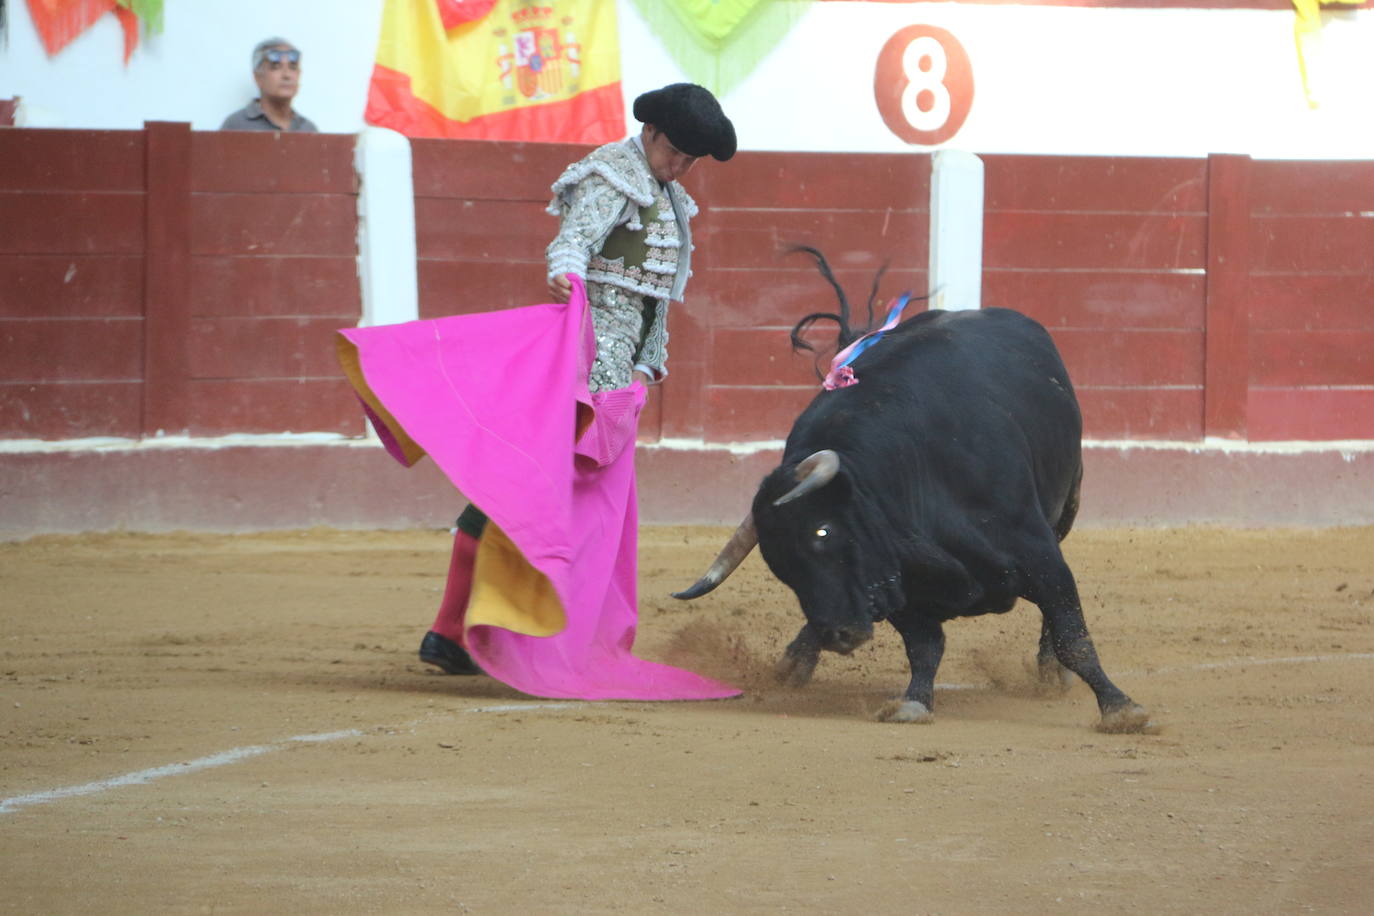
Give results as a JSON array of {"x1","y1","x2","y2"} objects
[
  {"x1": 1203, "y1": 153, "x2": 1251, "y2": 440},
  {"x1": 141, "y1": 121, "x2": 193, "y2": 437}
]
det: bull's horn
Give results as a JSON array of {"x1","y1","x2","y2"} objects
[
  {"x1": 671, "y1": 513, "x2": 758, "y2": 600},
  {"x1": 772, "y1": 449, "x2": 841, "y2": 506}
]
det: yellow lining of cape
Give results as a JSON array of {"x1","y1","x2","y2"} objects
[
  {"x1": 466, "y1": 522, "x2": 567, "y2": 638},
  {"x1": 335, "y1": 334, "x2": 427, "y2": 467}
]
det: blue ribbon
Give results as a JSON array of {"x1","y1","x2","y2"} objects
[{"x1": 834, "y1": 292, "x2": 912, "y2": 370}]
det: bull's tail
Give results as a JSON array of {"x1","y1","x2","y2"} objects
[{"x1": 1053, "y1": 460, "x2": 1084, "y2": 542}]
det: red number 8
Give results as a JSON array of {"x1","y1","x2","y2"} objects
[{"x1": 873, "y1": 25, "x2": 974, "y2": 146}]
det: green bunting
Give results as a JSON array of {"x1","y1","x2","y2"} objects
[
  {"x1": 115, "y1": 0, "x2": 165, "y2": 34},
  {"x1": 627, "y1": 0, "x2": 813, "y2": 97}
]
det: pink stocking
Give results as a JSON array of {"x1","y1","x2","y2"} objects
[{"x1": 429, "y1": 530, "x2": 478, "y2": 642}]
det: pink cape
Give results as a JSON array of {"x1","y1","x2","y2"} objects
[{"x1": 336, "y1": 277, "x2": 739, "y2": 701}]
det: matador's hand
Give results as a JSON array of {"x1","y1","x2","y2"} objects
[{"x1": 548, "y1": 273, "x2": 573, "y2": 303}]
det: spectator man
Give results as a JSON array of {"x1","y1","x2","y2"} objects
[{"x1": 220, "y1": 38, "x2": 318, "y2": 132}]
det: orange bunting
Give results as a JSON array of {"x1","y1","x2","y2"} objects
[{"x1": 26, "y1": 0, "x2": 139, "y2": 63}]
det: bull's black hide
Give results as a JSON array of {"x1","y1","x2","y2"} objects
[{"x1": 677, "y1": 249, "x2": 1150, "y2": 732}]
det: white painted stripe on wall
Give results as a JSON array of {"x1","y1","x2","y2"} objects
[
  {"x1": 4, "y1": 434, "x2": 1374, "y2": 457},
  {"x1": 0, "y1": 433, "x2": 380, "y2": 454}
]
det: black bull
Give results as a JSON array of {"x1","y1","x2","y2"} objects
[{"x1": 674, "y1": 271, "x2": 1151, "y2": 733}]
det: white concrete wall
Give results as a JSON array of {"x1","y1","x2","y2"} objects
[
  {"x1": 1, "y1": 0, "x2": 386, "y2": 131},
  {"x1": 710, "y1": 4, "x2": 1374, "y2": 158},
  {"x1": 2, "y1": 0, "x2": 1371, "y2": 156}
]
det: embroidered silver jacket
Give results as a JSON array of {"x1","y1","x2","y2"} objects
[{"x1": 545, "y1": 137, "x2": 698, "y2": 379}]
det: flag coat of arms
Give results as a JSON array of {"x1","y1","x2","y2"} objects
[{"x1": 367, "y1": 0, "x2": 625, "y2": 143}]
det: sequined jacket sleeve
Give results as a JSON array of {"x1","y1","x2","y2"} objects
[
  {"x1": 634, "y1": 297, "x2": 669, "y2": 379},
  {"x1": 545, "y1": 174, "x2": 634, "y2": 288}
]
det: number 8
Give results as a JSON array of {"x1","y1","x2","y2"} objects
[{"x1": 900, "y1": 36, "x2": 951, "y2": 132}]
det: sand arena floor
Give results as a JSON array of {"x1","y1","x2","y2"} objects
[{"x1": 3, "y1": 525, "x2": 1373, "y2": 914}]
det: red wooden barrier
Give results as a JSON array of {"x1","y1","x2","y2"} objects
[
  {"x1": 678, "y1": 150, "x2": 931, "y2": 442},
  {"x1": 982, "y1": 154, "x2": 1209, "y2": 439},
  {"x1": 0, "y1": 125, "x2": 362, "y2": 439},
  {"x1": 1204, "y1": 153, "x2": 1251, "y2": 439},
  {"x1": 1246, "y1": 160, "x2": 1374, "y2": 440},
  {"x1": 0, "y1": 128, "x2": 147, "y2": 438},
  {"x1": 1, "y1": 126, "x2": 1372, "y2": 445},
  {"x1": 143, "y1": 121, "x2": 193, "y2": 436},
  {"x1": 186, "y1": 129, "x2": 360, "y2": 436}
]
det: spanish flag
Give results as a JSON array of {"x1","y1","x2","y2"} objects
[{"x1": 366, "y1": 0, "x2": 625, "y2": 143}]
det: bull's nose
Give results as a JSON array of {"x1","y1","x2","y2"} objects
[{"x1": 817, "y1": 624, "x2": 873, "y2": 655}]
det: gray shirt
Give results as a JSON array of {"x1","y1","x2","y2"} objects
[{"x1": 219, "y1": 100, "x2": 318, "y2": 132}]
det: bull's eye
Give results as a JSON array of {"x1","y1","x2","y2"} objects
[{"x1": 814, "y1": 525, "x2": 830, "y2": 539}]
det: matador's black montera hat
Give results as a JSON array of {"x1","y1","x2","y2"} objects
[{"x1": 633, "y1": 83, "x2": 736, "y2": 162}]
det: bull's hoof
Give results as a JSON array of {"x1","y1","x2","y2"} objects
[
  {"x1": 1095, "y1": 704, "x2": 1157, "y2": 734},
  {"x1": 876, "y1": 698, "x2": 935, "y2": 724},
  {"x1": 774, "y1": 651, "x2": 817, "y2": 688}
]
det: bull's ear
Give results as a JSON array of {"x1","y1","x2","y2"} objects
[{"x1": 772, "y1": 449, "x2": 841, "y2": 506}]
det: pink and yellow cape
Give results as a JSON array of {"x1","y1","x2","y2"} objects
[{"x1": 336, "y1": 277, "x2": 739, "y2": 701}]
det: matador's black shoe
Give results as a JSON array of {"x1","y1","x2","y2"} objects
[{"x1": 419, "y1": 630, "x2": 483, "y2": 675}]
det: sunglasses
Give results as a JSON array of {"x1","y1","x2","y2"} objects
[{"x1": 260, "y1": 49, "x2": 301, "y2": 66}]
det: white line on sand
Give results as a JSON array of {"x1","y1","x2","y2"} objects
[
  {"x1": 0, "y1": 730, "x2": 360, "y2": 815},
  {"x1": 0, "y1": 705, "x2": 574, "y2": 815},
  {"x1": 5, "y1": 655, "x2": 1373, "y2": 814}
]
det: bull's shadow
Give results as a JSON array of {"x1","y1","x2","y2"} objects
[{"x1": 674, "y1": 247, "x2": 1152, "y2": 734}]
